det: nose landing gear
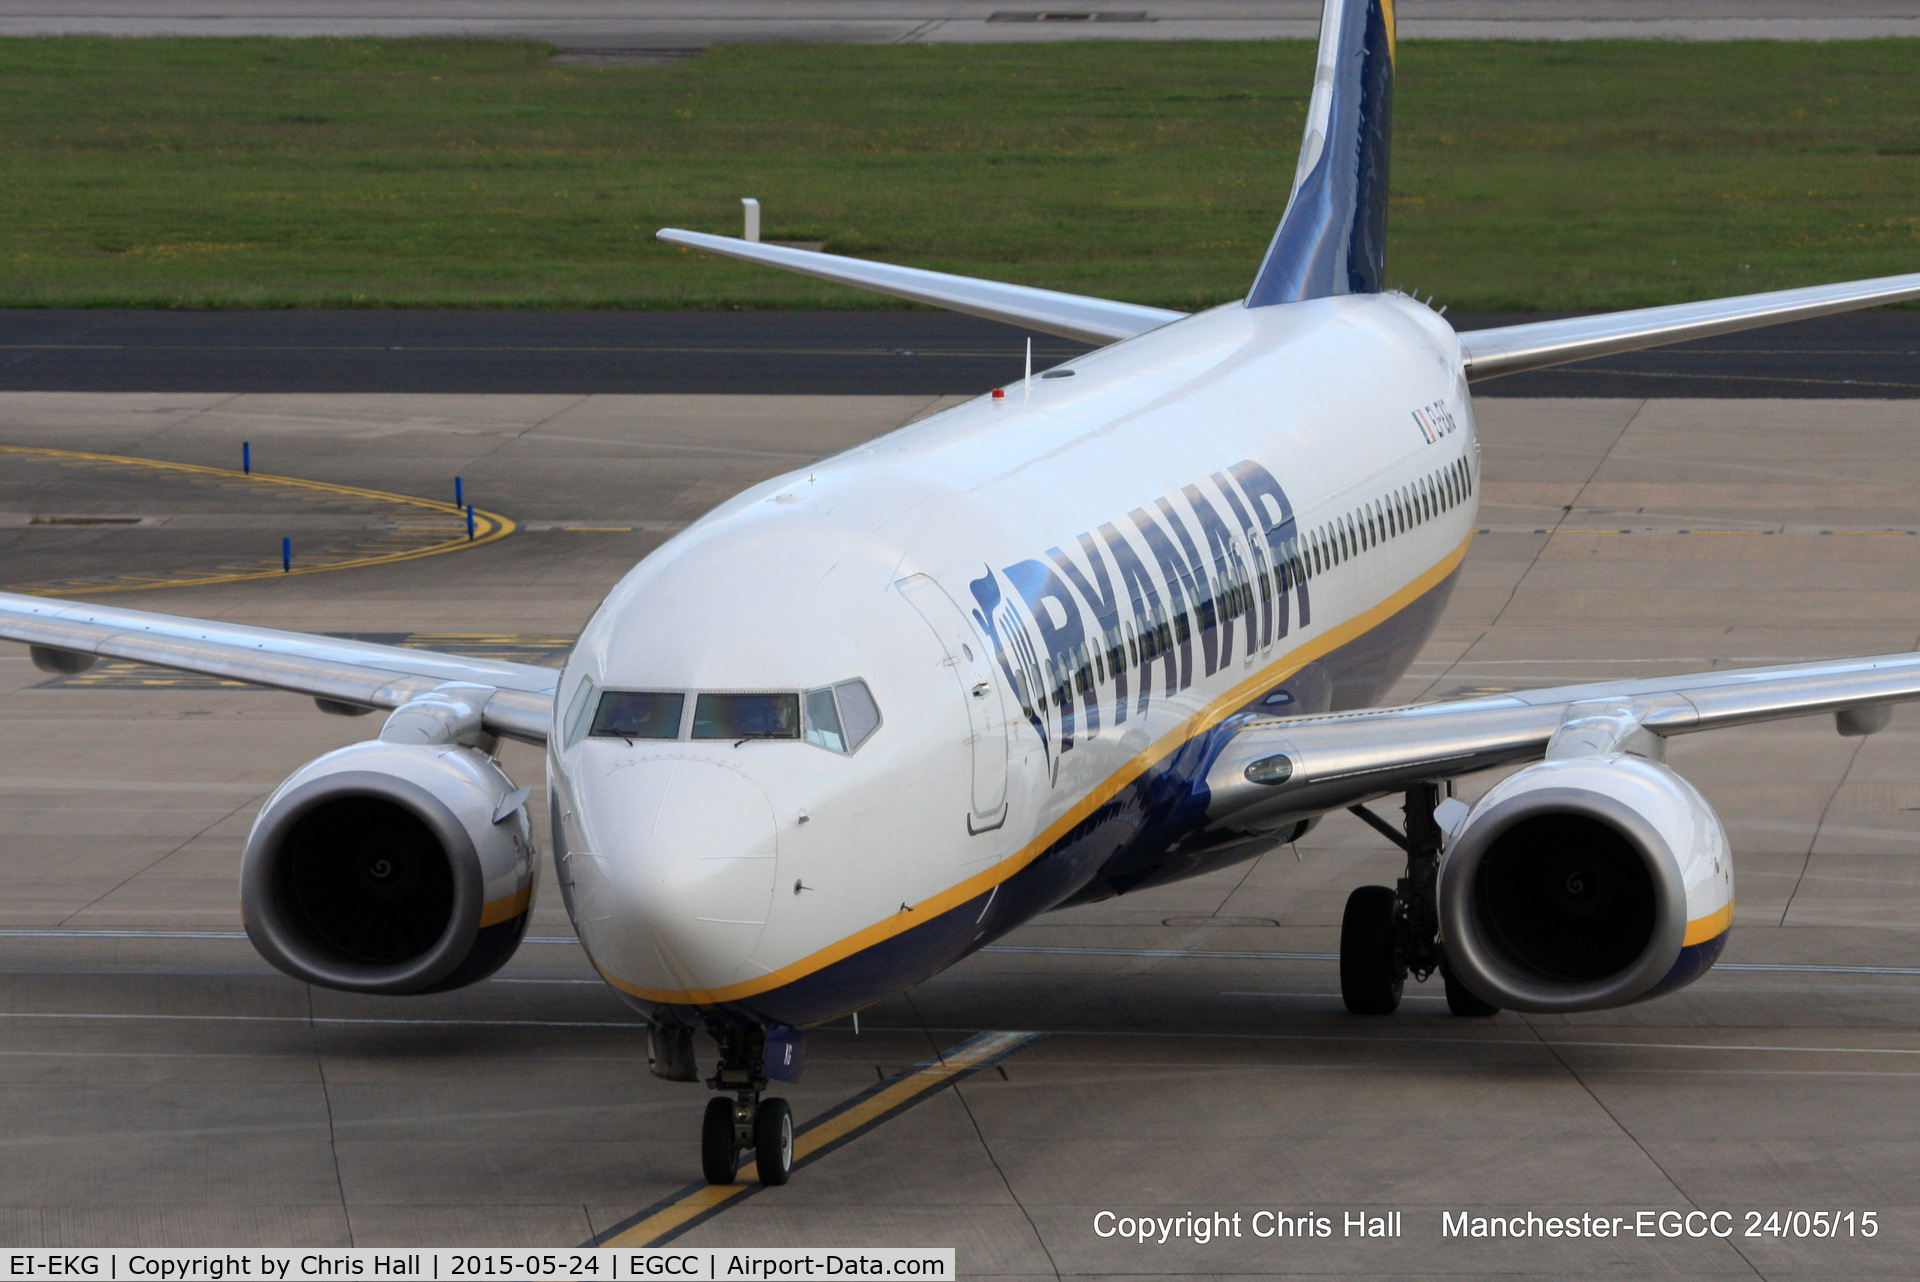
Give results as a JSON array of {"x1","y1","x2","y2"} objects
[
  {"x1": 1340, "y1": 782, "x2": 1500, "y2": 1018},
  {"x1": 700, "y1": 1025, "x2": 795, "y2": 1186}
]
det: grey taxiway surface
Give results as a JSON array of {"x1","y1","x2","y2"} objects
[{"x1": 4, "y1": 389, "x2": 1920, "y2": 1273}]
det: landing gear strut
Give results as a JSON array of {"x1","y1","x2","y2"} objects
[
  {"x1": 701, "y1": 1025, "x2": 794, "y2": 1186},
  {"x1": 1339, "y1": 782, "x2": 1499, "y2": 1017}
]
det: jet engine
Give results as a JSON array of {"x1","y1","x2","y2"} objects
[
  {"x1": 240, "y1": 739, "x2": 538, "y2": 994},
  {"x1": 1436, "y1": 755, "x2": 1732, "y2": 1014}
]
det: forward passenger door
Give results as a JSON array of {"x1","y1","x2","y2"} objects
[{"x1": 896, "y1": 574, "x2": 1011, "y2": 831}]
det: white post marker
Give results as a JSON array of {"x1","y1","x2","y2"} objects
[{"x1": 742, "y1": 197, "x2": 761, "y2": 243}]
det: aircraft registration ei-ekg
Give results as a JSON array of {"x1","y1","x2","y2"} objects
[{"x1": 4, "y1": 0, "x2": 1920, "y2": 1189}]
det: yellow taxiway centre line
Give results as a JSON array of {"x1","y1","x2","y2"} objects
[
  {"x1": 0, "y1": 444, "x2": 514, "y2": 594},
  {"x1": 601, "y1": 1030, "x2": 1043, "y2": 1247}
]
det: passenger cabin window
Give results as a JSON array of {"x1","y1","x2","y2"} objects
[
  {"x1": 591, "y1": 690, "x2": 683, "y2": 739},
  {"x1": 694, "y1": 692, "x2": 800, "y2": 739},
  {"x1": 1270, "y1": 454, "x2": 1473, "y2": 587}
]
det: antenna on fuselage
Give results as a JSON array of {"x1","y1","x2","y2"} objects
[{"x1": 1023, "y1": 336, "x2": 1032, "y2": 403}]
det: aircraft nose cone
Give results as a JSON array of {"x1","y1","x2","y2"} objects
[{"x1": 571, "y1": 757, "x2": 778, "y2": 998}]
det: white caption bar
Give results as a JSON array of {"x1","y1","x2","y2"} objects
[{"x1": 2, "y1": 1251, "x2": 957, "y2": 1281}]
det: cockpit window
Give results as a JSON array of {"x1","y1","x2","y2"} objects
[
  {"x1": 562, "y1": 678, "x2": 598, "y2": 748},
  {"x1": 591, "y1": 690, "x2": 684, "y2": 739},
  {"x1": 578, "y1": 683, "x2": 876, "y2": 749},
  {"x1": 693, "y1": 692, "x2": 800, "y2": 740},
  {"x1": 835, "y1": 679, "x2": 882, "y2": 750},
  {"x1": 803, "y1": 687, "x2": 845, "y2": 752}
]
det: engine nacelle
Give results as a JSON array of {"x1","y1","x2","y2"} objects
[
  {"x1": 1437, "y1": 755, "x2": 1732, "y2": 1014},
  {"x1": 240, "y1": 740, "x2": 538, "y2": 994}
]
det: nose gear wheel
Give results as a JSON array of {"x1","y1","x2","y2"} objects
[
  {"x1": 700, "y1": 1096, "x2": 740, "y2": 1185},
  {"x1": 754, "y1": 1097, "x2": 794, "y2": 1185}
]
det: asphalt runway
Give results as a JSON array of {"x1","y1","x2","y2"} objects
[
  {"x1": 4, "y1": 0, "x2": 1917, "y2": 43},
  {"x1": 4, "y1": 388, "x2": 1920, "y2": 1271},
  {"x1": 4, "y1": 307, "x2": 1917, "y2": 398}
]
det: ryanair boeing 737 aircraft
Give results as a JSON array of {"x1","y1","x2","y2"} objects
[{"x1": 5, "y1": 0, "x2": 1920, "y2": 1187}]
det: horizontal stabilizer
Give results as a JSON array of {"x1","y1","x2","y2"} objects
[
  {"x1": 1459, "y1": 271, "x2": 1920, "y2": 381},
  {"x1": 657, "y1": 229, "x2": 1185, "y2": 347}
]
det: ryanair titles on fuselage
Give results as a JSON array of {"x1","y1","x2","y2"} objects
[{"x1": 967, "y1": 457, "x2": 1307, "y2": 773}]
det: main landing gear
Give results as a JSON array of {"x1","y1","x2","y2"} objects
[
  {"x1": 699, "y1": 1025, "x2": 794, "y2": 1186},
  {"x1": 1340, "y1": 782, "x2": 1500, "y2": 1018}
]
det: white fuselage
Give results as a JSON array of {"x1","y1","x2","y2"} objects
[{"x1": 547, "y1": 292, "x2": 1480, "y2": 1027}]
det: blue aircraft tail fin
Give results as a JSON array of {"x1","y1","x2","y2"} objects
[{"x1": 1246, "y1": 0, "x2": 1396, "y2": 307}]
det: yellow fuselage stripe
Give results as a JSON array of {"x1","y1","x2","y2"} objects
[{"x1": 595, "y1": 532, "x2": 1475, "y2": 1007}]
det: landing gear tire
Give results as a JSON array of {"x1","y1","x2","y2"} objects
[
  {"x1": 1441, "y1": 954, "x2": 1501, "y2": 1017},
  {"x1": 755, "y1": 1097, "x2": 794, "y2": 1186},
  {"x1": 1340, "y1": 884, "x2": 1403, "y2": 1015},
  {"x1": 701, "y1": 1096, "x2": 740, "y2": 1185}
]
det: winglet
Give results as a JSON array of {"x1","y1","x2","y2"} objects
[{"x1": 1246, "y1": 0, "x2": 1396, "y2": 307}]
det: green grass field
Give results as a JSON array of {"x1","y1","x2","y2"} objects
[{"x1": 0, "y1": 37, "x2": 1915, "y2": 311}]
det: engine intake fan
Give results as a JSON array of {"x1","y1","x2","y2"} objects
[
  {"x1": 1437, "y1": 755, "x2": 1732, "y2": 1014},
  {"x1": 241, "y1": 739, "x2": 537, "y2": 995}
]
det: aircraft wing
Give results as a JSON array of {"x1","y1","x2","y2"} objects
[
  {"x1": 1458, "y1": 271, "x2": 1920, "y2": 381},
  {"x1": 0, "y1": 590, "x2": 556, "y2": 744},
  {"x1": 1205, "y1": 650, "x2": 1920, "y2": 828},
  {"x1": 656, "y1": 228, "x2": 1186, "y2": 347},
  {"x1": 665, "y1": 226, "x2": 1920, "y2": 372}
]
